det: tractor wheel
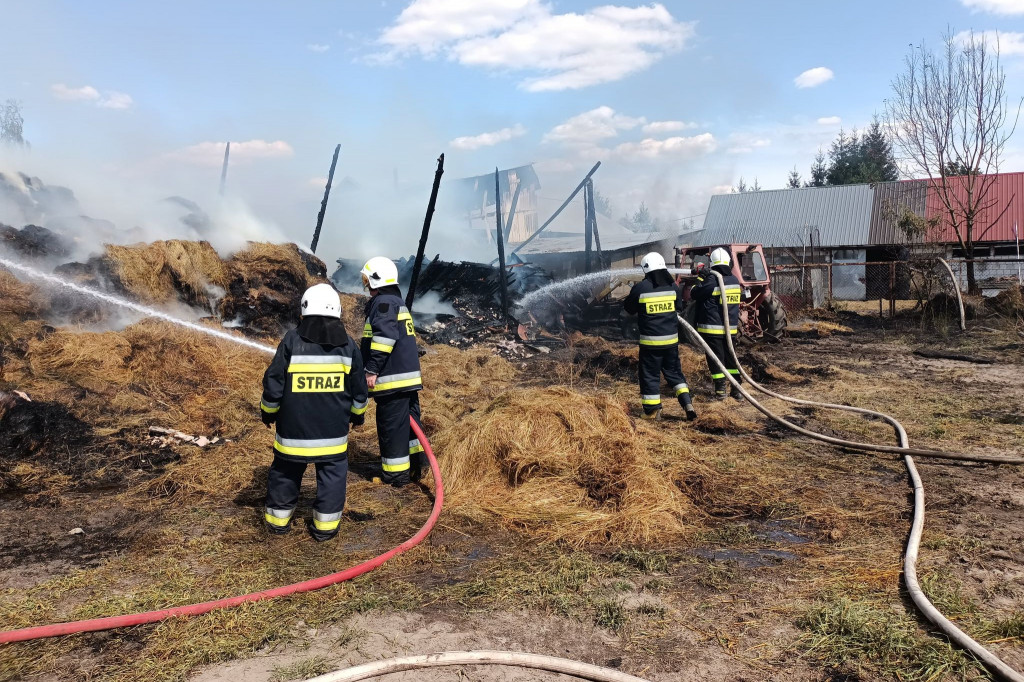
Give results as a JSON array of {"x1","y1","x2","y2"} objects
[{"x1": 758, "y1": 294, "x2": 788, "y2": 342}]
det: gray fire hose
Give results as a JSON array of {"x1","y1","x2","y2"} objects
[
  {"x1": 305, "y1": 651, "x2": 651, "y2": 682},
  {"x1": 681, "y1": 271, "x2": 1023, "y2": 682},
  {"x1": 937, "y1": 258, "x2": 967, "y2": 332}
]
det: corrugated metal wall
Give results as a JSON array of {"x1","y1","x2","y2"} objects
[
  {"x1": 868, "y1": 179, "x2": 928, "y2": 244},
  {"x1": 926, "y1": 172, "x2": 1024, "y2": 244},
  {"x1": 699, "y1": 185, "x2": 875, "y2": 248}
]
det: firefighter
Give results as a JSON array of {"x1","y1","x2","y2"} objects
[
  {"x1": 691, "y1": 247, "x2": 743, "y2": 400},
  {"x1": 623, "y1": 252, "x2": 698, "y2": 421},
  {"x1": 359, "y1": 256, "x2": 425, "y2": 487},
  {"x1": 260, "y1": 283, "x2": 368, "y2": 542}
]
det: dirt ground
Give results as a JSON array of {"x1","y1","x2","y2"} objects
[{"x1": 1, "y1": 306, "x2": 1022, "y2": 682}]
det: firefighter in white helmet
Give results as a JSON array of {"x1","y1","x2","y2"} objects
[
  {"x1": 691, "y1": 247, "x2": 744, "y2": 400},
  {"x1": 623, "y1": 252, "x2": 698, "y2": 421},
  {"x1": 359, "y1": 256, "x2": 426, "y2": 486},
  {"x1": 260, "y1": 283, "x2": 368, "y2": 541}
]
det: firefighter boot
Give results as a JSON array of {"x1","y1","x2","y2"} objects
[
  {"x1": 306, "y1": 519, "x2": 337, "y2": 543},
  {"x1": 730, "y1": 381, "x2": 743, "y2": 401},
  {"x1": 678, "y1": 394, "x2": 698, "y2": 421},
  {"x1": 713, "y1": 378, "x2": 728, "y2": 401},
  {"x1": 640, "y1": 408, "x2": 663, "y2": 421}
]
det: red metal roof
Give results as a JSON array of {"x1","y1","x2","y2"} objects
[{"x1": 925, "y1": 171, "x2": 1024, "y2": 244}]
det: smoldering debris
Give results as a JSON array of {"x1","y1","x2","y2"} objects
[{"x1": 0, "y1": 224, "x2": 70, "y2": 261}]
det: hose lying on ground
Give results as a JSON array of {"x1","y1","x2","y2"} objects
[
  {"x1": 304, "y1": 651, "x2": 650, "y2": 682},
  {"x1": 0, "y1": 418, "x2": 442, "y2": 644},
  {"x1": 678, "y1": 271, "x2": 1023, "y2": 682}
]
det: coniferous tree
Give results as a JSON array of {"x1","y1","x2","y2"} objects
[
  {"x1": 787, "y1": 168, "x2": 802, "y2": 188},
  {"x1": 750, "y1": 177, "x2": 762, "y2": 191},
  {"x1": 826, "y1": 128, "x2": 862, "y2": 185},
  {"x1": 735, "y1": 177, "x2": 748, "y2": 193},
  {"x1": 858, "y1": 117, "x2": 899, "y2": 183},
  {"x1": 807, "y1": 150, "x2": 827, "y2": 187}
]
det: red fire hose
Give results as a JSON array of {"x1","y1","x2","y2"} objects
[{"x1": 0, "y1": 418, "x2": 441, "y2": 644}]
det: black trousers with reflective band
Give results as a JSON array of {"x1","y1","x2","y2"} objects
[
  {"x1": 375, "y1": 391, "x2": 424, "y2": 486},
  {"x1": 265, "y1": 456, "x2": 347, "y2": 536},
  {"x1": 699, "y1": 333, "x2": 741, "y2": 383},
  {"x1": 638, "y1": 346, "x2": 690, "y2": 415}
]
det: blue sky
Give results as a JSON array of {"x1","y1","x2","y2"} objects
[{"x1": 2, "y1": 0, "x2": 1024, "y2": 257}]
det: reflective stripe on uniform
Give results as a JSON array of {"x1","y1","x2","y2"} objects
[
  {"x1": 264, "y1": 507, "x2": 293, "y2": 527},
  {"x1": 312, "y1": 510, "x2": 342, "y2": 532},
  {"x1": 260, "y1": 399, "x2": 280, "y2": 413},
  {"x1": 409, "y1": 438, "x2": 424, "y2": 454},
  {"x1": 641, "y1": 394, "x2": 662, "y2": 405},
  {"x1": 710, "y1": 285, "x2": 743, "y2": 297},
  {"x1": 363, "y1": 323, "x2": 373, "y2": 338},
  {"x1": 288, "y1": 355, "x2": 353, "y2": 373},
  {"x1": 370, "y1": 370, "x2": 423, "y2": 392},
  {"x1": 351, "y1": 398, "x2": 368, "y2": 415},
  {"x1": 673, "y1": 383, "x2": 690, "y2": 396},
  {"x1": 728, "y1": 369, "x2": 740, "y2": 375},
  {"x1": 638, "y1": 292, "x2": 676, "y2": 302},
  {"x1": 397, "y1": 306, "x2": 413, "y2": 320},
  {"x1": 274, "y1": 435, "x2": 349, "y2": 457},
  {"x1": 370, "y1": 335, "x2": 397, "y2": 353},
  {"x1": 711, "y1": 372, "x2": 726, "y2": 380},
  {"x1": 639, "y1": 333, "x2": 678, "y2": 346},
  {"x1": 697, "y1": 325, "x2": 738, "y2": 336},
  {"x1": 382, "y1": 455, "x2": 410, "y2": 472}
]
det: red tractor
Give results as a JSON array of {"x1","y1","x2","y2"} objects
[{"x1": 675, "y1": 243, "x2": 788, "y2": 342}]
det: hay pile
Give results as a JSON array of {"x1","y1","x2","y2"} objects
[
  {"x1": 986, "y1": 285, "x2": 1024, "y2": 319},
  {"x1": 104, "y1": 240, "x2": 228, "y2": 309},
  {"x1": 432, "y1": 386, "x2": 703, "y2": 546}
]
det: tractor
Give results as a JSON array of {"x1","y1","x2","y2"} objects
[{"x1": 674, "y1": 243, "x2": 787, "y2": 342}]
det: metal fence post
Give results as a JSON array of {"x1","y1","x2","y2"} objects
[{"x1": 889, "y1": 261, "x2": 896, "y2": 319}]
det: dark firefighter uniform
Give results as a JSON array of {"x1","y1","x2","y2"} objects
[
  {"x1": 623, "y1": 273, "x2": 694, "y2": 417},
  {"x1": 260, "y1": 322, "x2": 368, "y2": 541},
  {"x1": 361, "y1": 286, "x2": 424, "y2": 486},
  {"x1": 691, "y1": 265, "x2": 743, "y2": 398}
]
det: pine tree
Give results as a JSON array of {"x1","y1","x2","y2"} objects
[
  {"x1": 807, "y1": 150, "x2": 827, "y2": 187},
  {"x1": 735, "y1": 177, "x2": 748, "y2": 193},
  {"x1": 787, "y1": 167, "x2": 802, "y2": 188},
  {"x1": 750, "y1": 177, "x2": 761, "y2": 191},
  {"x1": 858, "y1": 117, "x2": 899, "y2": 182}
]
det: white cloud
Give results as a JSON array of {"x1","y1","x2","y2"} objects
[
  {"x1": 543, "y1": 106, "x2": 646, "y2": 146},
  {"x1": 378, "y1": 0, "x2": 694, "y2": 91},
  {"x1": 726, "y1": 136, "x2": 771, "y2": 154},
  {"x1": 817, "y1": 116, "x2": 842, "y2": 125},
  {"x1": 961, "y1": 0, "x2": 1024, "y2": 14},
  {"x1": 450, "y1": 123, "x2": 527, "y2": 150},
  {"x1": 98, "y1": 92, "x2": 133, "y2": 109},
  {"x1": 613, "y1": 133, "x2": 717, "y2": 161},
  {"x1": 307, "y1": 43, "x2": 331, "y2": 53},
  {"x1": 642, "y1": 120, "x2": 696, "y2": 134},
  {"x1": 51, "y1": 84, "x2": 134, "y2": 109},
  {"x1": 954, "y1": 30, "x2": 1024, "y2": 56},
  {"x1": 794, "y1": 67, "x2": 834, "y2": 89},
  {"x1": 309, "y1": 176, "x2": 329, "y2": 188},
  {"x1": 166, "y1": 140, "x2": 294, "y2": 167},
  {"x1": 51, "y1": 84, "x2": 100, "y2": 101}
]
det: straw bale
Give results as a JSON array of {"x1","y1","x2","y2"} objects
[
  {"x1": 0, "y1": 269, "x2": 38, "y2": 321},
  {"x1": 432, "y1": 386, "x2": 700, "y2": 545}
]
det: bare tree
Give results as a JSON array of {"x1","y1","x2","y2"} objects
[
  {"x1": 884, "y1": 31, "x2": 1020, "y2": 294},
  {"x1": 1, "y1": 99, "x2": 26, "y2": 146}
]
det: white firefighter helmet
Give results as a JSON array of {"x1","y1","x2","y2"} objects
[
  {"x1": 301, "y1": 283, "x2": 342, "y2": 319},
  {"x1": 360, "y1": 256, "x2": 399, "y2": 290},
  {"x1": 710, "y1": 247, "x2": 731, "y2": 268},
  {"x1": 640, "y1": 252, "x2": 667, "y2": 273}
]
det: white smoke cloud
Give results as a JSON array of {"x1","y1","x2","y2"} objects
[
  {"x1": 51, "y1": 84, "x2": 134, "y2": 109},
  {"x1": 961, "y1": 0, "x2": 1024, "y2": 14}
]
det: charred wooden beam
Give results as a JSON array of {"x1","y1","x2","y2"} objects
[
  {"x1": 508, "y1": 161, "x2": 601, "y2": 258},
  {"x1": 406, "y1": 154, "x2": 445, "y2": 311},
  {"x1": 310, "y1": 144, "x2": 341, "y2": 254}
]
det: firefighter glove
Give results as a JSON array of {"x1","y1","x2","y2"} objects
[
  {"x1": 350, "y1": 413, "x2": 365, "y2": 427},
  {"x1": 261, "y1": 410, "x2": 277, "y2": 427}
]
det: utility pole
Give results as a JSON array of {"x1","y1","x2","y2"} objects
[
  {"x1": 494, "y1": 168, "x2": 510, "y2": 324},
  {"x1": 309, "y1": 144, "x2": 341, "y2": 254},
  {"x1": 219, "y1": 142, "x2": 230, "y2": 196},
  {"x1": 406, "y1": 154, "x2": 445, "y2": 311}
]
